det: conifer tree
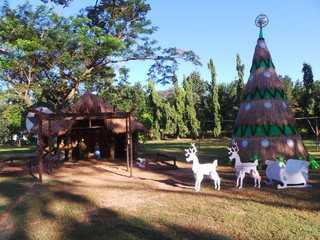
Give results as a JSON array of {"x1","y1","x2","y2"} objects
[
  {"x1": 235, "y1": 54, "x2": 245, "y2": 109},
  {"x1": 301, "y1": 62, "x2": 315, "y2": 116},
  {"x1": 147, "y1": 80, "x2": 163, "y2": 139},
  {"x1": 208, "y1": 58, "x2": 221, "y2": 138},
  {"x1": 183, "y1": 75, "x2": 200, "y2": 139},
  {"x1": 172, "y1": 74, "x2": 188, "y2": 138}
]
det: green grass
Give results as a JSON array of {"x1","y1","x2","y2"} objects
[
  {"x1": 0, "y1": 139, "x2": 319, "y2": 239},
  {"x1": 140, "y1": 138, "x2": 230, "y2": 163},
  {"x1": 141, "y1": 138, "x2": 320, "y2": 163},
  {"x1": 0, "y1": 145, "x2": 37, "y2": 161}
]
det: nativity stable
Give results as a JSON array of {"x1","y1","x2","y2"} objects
[{"x1": 28, "y1": 91, "x2": 147, "y2": 181}]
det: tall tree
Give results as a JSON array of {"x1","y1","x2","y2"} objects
[
  {"x1": 172, "y1": 74, "x2": 187, "y2": 138},
  {"x1": 301, "y1": 62, "x2": 315, "y2": 116},
  {"x1": 0, "y1": 90, "x2": 26, "y2": 142},
  {"x1": 189, "y1": 71, "x2": 210, "y2": 123},
  {"x1": 0, "y1": 1, "x2": 200, "y2": 109},
  {"x1": 208, "y1": 58, "x2": 221, "y2": 138},
  {"x1": 100, "y1": 81, "x2": 148, "y2": 118},
  {"x1": 161, "y1": 101, "x2": 177, "y2": 137},
  {"x1": 183, "y1": 75, "x2": 200, "y2": 139},
  {"x1": 313, "y1": 81, "x2": 320, "y2": 117},
  {"x1": 278, "y1": 75, "x2": 295, "y2": 109},
  {"x1": 147, "y1": 80, "x2": 163, "y2": 139},
  {"x1": 217, "y1": 81, "x2": 237, "y2": 133},
  {"x1": 235, "y1": 54, "x2": 245, "y2": 109},
  {"x1": 292, "y1": 79, "x2": 304, "y2": 116}
]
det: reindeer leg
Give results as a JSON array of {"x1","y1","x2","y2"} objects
[
  {"x1": 257, "y1": 176, "x2": 261, "y2": 188},
  {"x1": 236, "y1": 174, "x2": 240, "y2": 188},
  {"x1": 235, "y1": 170, "x2": 241, "y2": 188},
  {"x1": 195, "y1": 172, "x2": 203, "y2": 191},
  {"x1": 197, "y1": 173, "x2": 203, "y2": 191},
  {"x1": 194, "y1": 173, "x2": 198, "y2": 191},
  {"x1": 253, "y1": 172, "x2": 261, "y2": 188},
  {"x1": 238, "y1": 176, "x2": 243, "y2": 189},
  {"x1": 238, "y1": 170, "x2": 244, "y2": 189},
  {"x1": 209, "y1": 172, "x2": 217, "y2": 190},
  {"x1": 235, "y1": 170, "x2": 238, "y2": 188}
]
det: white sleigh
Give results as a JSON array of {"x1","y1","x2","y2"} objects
[{"x1": 265, "y1": 159, "x2": 311, "y2": 189}]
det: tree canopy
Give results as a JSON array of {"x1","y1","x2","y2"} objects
[
  {"x1": 0, "y1": 0, "x2": 318, "y2": 142},
  {"x1": 0, "y1": 0, "x2": 200, "y2": 109}
]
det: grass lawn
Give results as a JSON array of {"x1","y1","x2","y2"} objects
[
  {"x1": 0, "y1": 145, "x2": 37, "y2": 161},
  {"x1": 0, "y1": 139, "x2": 319, "y2": 240}
]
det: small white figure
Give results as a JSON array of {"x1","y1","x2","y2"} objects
[
  {"x1": 185, "y1": 143, "x2": 221, "y2": 191},
  {"x1": 265, "y1": 159, "x2": 311, "y2": 189},
  {"x1": 137, "y1": 158, "x2": 146, "y2": 168},
  {"x1": 94, "y1": 142, "x2": 101, "y2": 160},
  {"x1": 228, "y1": 142, "x2": 261, "y2": 189}
]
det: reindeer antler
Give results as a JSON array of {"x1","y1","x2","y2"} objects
[
  {"x1": 185, "y1": 148, "x2": 192, "y2": 154},
  {"x1": 191, "y1": 143, "x2": 197, "y2": 153},
  {"x1": 185, "y1": 143, "x2": 197, "y2": 156},
  {"x1": 228, "y1": 142, "x2": 239, "y2": 154},
  {"x1": 233, "y1": 142, "x2": 239, "y2": 152}
]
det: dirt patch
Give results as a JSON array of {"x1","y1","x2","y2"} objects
[
  {"x1": 37, "y1": 159, "x2": 198, "y2": 210},
  {"x1": 1, "y1": 158, "x2": 237, "y2": 213}
]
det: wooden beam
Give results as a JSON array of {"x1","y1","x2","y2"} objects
[
  {"x1": 72, "y1": 126, "x2": 104, "y2": 130},
  {"x1": 38, "y1": 119, "x2": 43, "y2": 182}
]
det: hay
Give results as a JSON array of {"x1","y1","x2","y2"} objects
[
  {"x1": 69, "y1": 91, "x2": 114, "y2": 113},
  {"x1": 244, "y1": 68, "x2": 285, "y2": 94},
  {"x1": 235, "y1": 99, "x2": 297, "y2": 126},
  {"x1": 230, "y1": 136, "x2": 308, "y2": 162},
  {"x1": 29, "y1": 91, "x2": 147, "y2": 137},
  {"x1": 29, "y1": 119, "x2": 75, "y2": 136},
  {"x1": 105, "y1": 118, "x2": 147, "y2": 134},
  {"x1": 252, "y1": 39, "x2": 272, "y2": 63}
]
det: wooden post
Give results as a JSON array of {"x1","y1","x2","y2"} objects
[
  {"x1": 38, "y1": 118, "x2": 43, "y2": 182},
  {"x1": 48, "y1": 119, "x2": 53, "y2": 174},
  {"x1": 126, "y1": 115, "x2": 130, "y2": 172},
  {"x1": 316, "y1": 117, "x2": 319, "y2": 150},
  {"x1": 129, "y1": 114, "x2": 133, "y2": 178}
]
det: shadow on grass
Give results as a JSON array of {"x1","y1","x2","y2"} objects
[
  {"x1": 9, "y1": 207, "x2": 232, "y2": 240},
  {"x1": 132, "y1": 162, "x2": 320, "y2": 213},
  {"x1": 0, "y1": 177, "x2": 233, "y2": 240},
  {"x1": 0, "y1": 177, "x2": 34, "y2": 214}
]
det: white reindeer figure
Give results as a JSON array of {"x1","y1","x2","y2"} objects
[
  {"x1": 228, "y1": 142, "x2": 261, "y2": 189},
  {"x1": 185, "y1": 143, "x2": 221, "y2": 191}
]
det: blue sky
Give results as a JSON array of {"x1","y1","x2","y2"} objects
[{"x1": 6, "y1": 0, "x2": 320, "y2": 90}]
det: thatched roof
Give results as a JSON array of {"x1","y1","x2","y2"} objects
[
  {"x1": 234, "y1": 98, "x2": 297, "y2": 127},
  {"x1": 231, "y1": 136, "x2": 307, "y2": 162},
  {"x1": 69, "y1": 91, "x2": 114, "y2": 113},
  {"x1": 243, "y1": 68, "x2": 285, "y2": 95},
  {"x1": 29, "y1": 91, "x2": 147, "y2": 136},
  {"x1": 230, "y1": 29, "x2": 308, "y2": 162}
]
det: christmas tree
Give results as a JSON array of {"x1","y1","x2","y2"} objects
[{"x1": 230, "y1": 14, "x2": 308, "y2": 163}]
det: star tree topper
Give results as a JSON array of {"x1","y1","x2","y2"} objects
[
  {"x1": 255, "y1": 14, "x2": 269, "y2": 28},
  {"x1": 255, "y1": 14, "x2": 269, "y2": 38}
]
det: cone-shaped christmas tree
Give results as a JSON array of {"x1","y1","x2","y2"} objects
[{"x1": 230, "y1": 14, "x2": 308, "y2": 163}]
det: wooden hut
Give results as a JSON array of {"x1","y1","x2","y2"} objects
[
  {"x1": 29, "y1": 91, "x2": 147, "y2": 161},
  {"x1": 230, "y1": 15, "x2": 308, "y2": 163}
]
